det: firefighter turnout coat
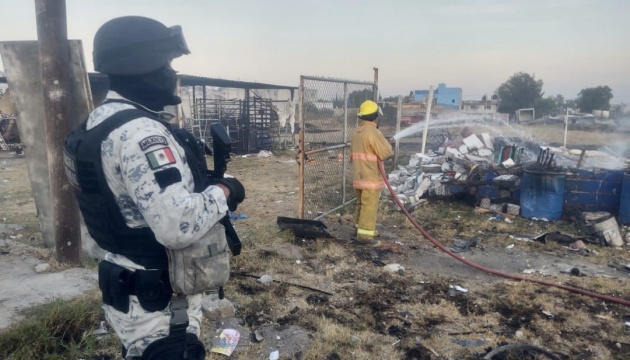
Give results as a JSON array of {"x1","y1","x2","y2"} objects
[{"x1": 350, "y1": 120, "x2": 393, "y2": 190}]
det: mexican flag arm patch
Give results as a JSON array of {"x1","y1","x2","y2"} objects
[{"x1": 146, "y1": 147, "x2": 176, "y2": 169}]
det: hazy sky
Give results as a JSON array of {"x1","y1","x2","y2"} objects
[{"x1": 1, "y1": 0, "x2": 629, "y2": 102}]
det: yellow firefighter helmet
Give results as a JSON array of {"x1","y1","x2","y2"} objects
[{"x1": 357, "y1": 100, "x2": 379, "y2": 117}]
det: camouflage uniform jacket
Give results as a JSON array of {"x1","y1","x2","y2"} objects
[{"x1": 88, "y1": 95, "x2": 228, "y2": 357}]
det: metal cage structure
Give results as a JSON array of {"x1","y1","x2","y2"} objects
[{"x1": 179, "y1": 75, "x2": 296, "y2": 154}]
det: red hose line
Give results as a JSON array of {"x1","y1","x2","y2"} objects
[{"x1": 378, "y1": 161, "x2": 630, "y2": 307}]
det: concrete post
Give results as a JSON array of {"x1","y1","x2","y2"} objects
[{"x1": 0, "y1": 40, "x2": 96, "y2": 259}]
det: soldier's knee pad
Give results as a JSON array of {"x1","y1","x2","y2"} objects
[{"x1": 140, "y1": 333, "x2": 205, "y2": 360}]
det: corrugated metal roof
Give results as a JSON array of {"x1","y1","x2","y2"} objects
[
  {"x1": 177, "y1": 74, "x2": 296, "y2": 90},
  {"x1": 0, "y1": 74, "x2": 297, "y2": 91},
  {"x1": 86, "y1": 73, "x2": 296, "y2": 90}
]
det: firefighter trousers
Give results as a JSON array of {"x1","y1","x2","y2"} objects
[{"x1": 354, "y1": 189, "x2": 380, "y2": 239}]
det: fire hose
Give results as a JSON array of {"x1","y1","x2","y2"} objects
[{"x1": 378, "y1": 160, "x2": 630, "y2": 307}]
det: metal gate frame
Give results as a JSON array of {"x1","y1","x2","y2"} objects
[{"x1": 297, "y1": 72, "x2": 378, "y2": 219}]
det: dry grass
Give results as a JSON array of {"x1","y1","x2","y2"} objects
[
  {"x1": 503, "y1": 123, "x2": 627, "y2": 147},
  {"x1": 0, "y1": 157, "x2": 41, "y2": 236},
  {"x1": 0, "y1": 289, "x2": 120, "y2": 360}
]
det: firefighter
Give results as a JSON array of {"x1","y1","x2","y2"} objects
[{"x1": 350, "y1": 100, "x2": 393, "y2": 247}]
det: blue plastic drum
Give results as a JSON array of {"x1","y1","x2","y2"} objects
[
  {"x1": 520, "y1": 170, "x2": 566, "y2": 220},
  {"x1": 619, "y1": 173, "x2": 630, "y2": 225}
]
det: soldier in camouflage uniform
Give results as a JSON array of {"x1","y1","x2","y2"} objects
[{"x1": 63, "y1": 17, "x2": 244, "y2": 359}]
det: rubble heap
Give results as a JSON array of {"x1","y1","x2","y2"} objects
[
  {"x1": 385, "y1": 128, "x2": 630, "y2": 247},
  {"x1": 387, "y1": 131, "x2": 522, "y2": 208}
]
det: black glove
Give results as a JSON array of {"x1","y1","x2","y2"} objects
[{"x1": 211, "y1": 178, "x2": 245, "y2": 212}]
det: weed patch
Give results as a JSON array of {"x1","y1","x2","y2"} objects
[{"x1": 0, "y1": 291, "x2": 118, "y2": 360}]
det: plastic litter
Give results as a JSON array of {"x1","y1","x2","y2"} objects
[
  {"x1": 257, "y1": 150, "x2": 273, "y2": 158},
  {"x1": 542, "y1": 310, "x2": 553, "y2": 318},
  {"x1": 449, "y1": 285, "x2": 468, "y2": 293},
  {"x1": 258, "y1": 275, "x2": 273, "y2": 284},
  {"x1": 454, "y1": 338, "x2": 486, "y2": 347},
  {"x1": 506, "y1": 244, "x2": 514, "y2": 249},
  {"x1": 269, "y1": 350, "x2": 280, "y2": 360},
  {"x1": 509, "y1": 234, "x2": 534, "y2": 243},
  {"x1": 228, "y1": 212, "x2": 247, "y2": 220},
  {"x1": 253, "y1": 330, "x2": 264, "y2": 342},
  {"x1": 210, "y1": 329, "x2": 240, "y2": 356},
  {"x1": 449, "y1": 237, "x2": 480, "y2": 253},
  {"x1": 383, "y1": 263, "x2": 405, "y2": 273}
]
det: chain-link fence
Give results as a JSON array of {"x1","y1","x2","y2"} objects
[{"x1": 298, "y1": 75, "x2": 397, "y2": 219}]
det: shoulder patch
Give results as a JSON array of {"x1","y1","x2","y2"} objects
[
  {"x1": 154, "y1": 167, "x2": 182, "y2": 189},
  {"x1": 146, "y1": 147, "x2": 176, "y2": 169},
  {"x1": 139, "y1": 135, "x2": 168, "y2": 151}
]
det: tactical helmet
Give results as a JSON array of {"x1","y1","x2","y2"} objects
[{"x1": 93, "y1": 16, "x2": 190, "y2": 75}]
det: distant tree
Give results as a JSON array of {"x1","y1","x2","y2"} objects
[
  {"x1": 565, "y1": 99, "x2": 577, "y2": 110},
  {"x1": 554, "y1": 94, "x2": 564, "y2": 111},
  {"x1": 609, "y1": 102, "x2": 628, "y2": 119},
  {"x1": 332, "y1": 95, "x2": 344, "y2": 108},
  {"x1": 403, "y1": 91, "x2": 414, "y2": 103},
  {"x1": 496, "y1": 72, "x2": 544, "y2": 114},
  {"x1": 534, "y1": 97, "x2": 557, "y2": 117},
  {"x1": 576, "y1": 86, "x2": 613, "y2": 113},
  {"x1": 382, "y1": 96, "x2": 399, "y2": 102},
  {"x1": 379, "y1": 103, "x2": 398, "y2": 127},
  {"x1": 348, "y1": 89, "x2": 374, "y2": 108}
]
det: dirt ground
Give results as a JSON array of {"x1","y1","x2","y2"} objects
[
  {"x1": 216, "y1": 150, "x2": 630, "y2": 359},
  {"x1": 1, "y1": 138, "x2": 629, "y2": 359},
  {"x1": 223, "y1": 149, "x2": 630, "y2": 360}
]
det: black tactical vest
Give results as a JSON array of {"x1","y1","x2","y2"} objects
[{"x1": 64, "y1": 104, "x2": 208, "y2": 269}]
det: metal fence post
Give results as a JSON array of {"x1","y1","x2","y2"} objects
[
  {"x1": 244, "y1": 89, "x2": 250, "y2": 152},
  {"x1": 342, "y1": 82, "x2": 349, "y2": 204},
  {"x1": 421, "y1": 86, "x2": 434, "y2": 154},
  {"x1": 192, "y1": 86, "x2": 196, "y2": 119},
  {"x1": 297, "y1": 76, "x2": 305, "y2": 219},
  {"x1": 373, "y1": 67, "x2": 379, "y2": 101},
  {"x1": 394, "y1": 95, "x2": 402, "y2": 166}
]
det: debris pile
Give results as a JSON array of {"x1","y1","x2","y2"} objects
[
  {"x1": 386, "y1": 128, "x2": 630, "y2": 248},
  {"x1": 386, "y1": 131, "x2": 524, "y2": 210}
]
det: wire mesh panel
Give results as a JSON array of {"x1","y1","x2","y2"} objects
[{"x1": 298, "y1": 76, "x2": 376, "y2": 219}]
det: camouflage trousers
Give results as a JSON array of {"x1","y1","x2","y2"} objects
[{"x1": 103, "y1": 293, "x2": 203, "y2": 358}]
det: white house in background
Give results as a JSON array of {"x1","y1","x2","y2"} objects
[
  {"x1": 461, "y1": 99, "x2": 498, "y2": 113},
  {"x1": 313, "y1": 99, "x2": 334, "y2": 110}
]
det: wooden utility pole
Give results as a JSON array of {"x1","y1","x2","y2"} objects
[{"x1": 35, "y1": 0, "x2": 81, "y2": 264}]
